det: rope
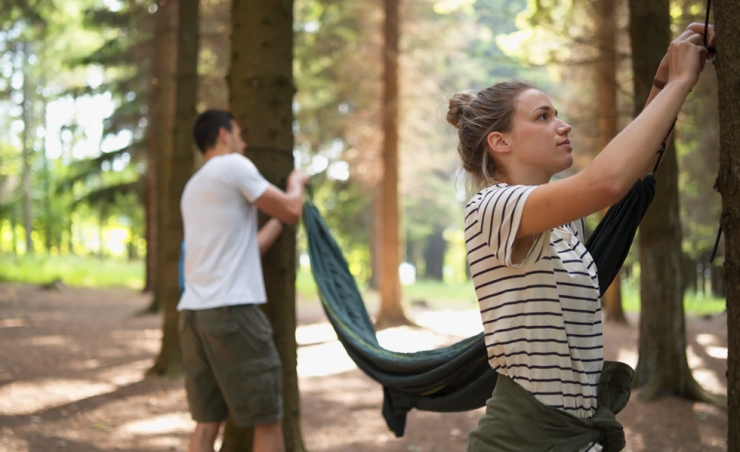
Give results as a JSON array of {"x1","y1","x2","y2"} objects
[
  {"x1": 652, "y1": 118, "x2": 677, "y2": 174},
  {"x1": 705, "y1": 0, "x2": 721, "y2": 263},
  {"x1": 704, "y1": 0, "x2": 716, "y2": 54}
]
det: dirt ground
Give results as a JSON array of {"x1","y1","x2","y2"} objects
[{"x1": 0, "y1": 283, "x2": 729, "y2": 452}]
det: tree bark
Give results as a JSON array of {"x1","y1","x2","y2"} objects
[
  {"x1": 10, "y1": 214, "x2": 17, "y2": 255},
  {"x1": 144, "y1": 168, "x2": 156, "y2": 293},
  {"x1": 65, "y1": 99, "x2": 77, "y2": 255},
  {"x1": 376, "y1": 0, "x2": 411, "y2": 329},
  {"x1": 368, "y1": 185, "x2": 382, "y2": 290},
  {"x1": 20, "y1": 41, "x2": 33, "y2": 255},
  {"x1": 594, "y1": 0, "x2": 627, "y2": 324},
  {"x1": 142, "y1": 0, "x2": 179, "y2": 314},
  {"x1": 149, "y1": 0, "x2": 197, "y2": 376},
  {"x1": 42, "y1": 157, "x2": 51, "y2": 254},
  {"x1": 424, "y1": 226, "x2": 446, "y2": 281},
  {"x1": 222, "y1": 0, "x2": 306, "y2": 450},
  {"x1": 714, "y1": 0, "x2": 740, "y2": 448},
  {"x1": 38, "y1": 96, "x2": 52, "y2": 254},
  {"x1": 66, "y1": 220, "x2": 73, "y2": 255},
  {"x1": 628, "y1": 0, "x2": 717, "y2": 403},
  {"x1": 98, "y1": 203, "x2": 105, "y2": 257}
]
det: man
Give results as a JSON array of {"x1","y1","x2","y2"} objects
[{"x1": 178, "y1": 109, "x2": 309, "y2": 452}]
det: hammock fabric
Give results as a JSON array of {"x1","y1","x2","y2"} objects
[{"x1": 303, "y1": 174, "x2": 656, "y2": 438}]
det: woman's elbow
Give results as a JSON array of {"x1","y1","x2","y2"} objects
[
  {"x1": 601, "y1": 177, "x2": 631, "y2": 206},
  {"x1": 583, "y1": 171, "x2": 627, "y2": 208}
]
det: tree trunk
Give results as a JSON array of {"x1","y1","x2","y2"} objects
[
  {"x1": 10, "y1": 214, "x2": 17, "y2": 255},
  {"x1": 222, "y1": 0, "x2": 306, "y2": 450},
  {"x1": 714, "y1": 0, "x2": 740, "y2": 448},
  {"x1": 711, "y1": 264, "x2": 725, "y2": 298},
  {"x1": 423, "y1": 226, "x2": 446, "y2": 281},
  {"x1": 142, "y1": 0, "x2": 179, "y2": 314},
  {"x1": 98, "y1": 204, "x2": 105, "y2": 258},
  {"x1": 368, "y1": 185, "x2": 382, "y2": 290},
  {"x1": 20, "y1": 42, "x2": 33, "y2": 255},
  {"x1": 628, "y1": 0, "x2": 717, "y2": 403},
  {"x1": 144, "y1": 169, "x2": 156, "y2": 293},
  {"x1": 681, "y1": 254, "x2": 696, "y2": 295},
  {"x1": 66, "y1": 220, "x2": 74, "y2": 255},
  {"x1": 376, "y1": 0, "x2": 411, "y2": 329},
  {"x1": 142, "y1": 0, "x2": 171, "y2": 297},
  {"x1": 149, "y1": 0, "x2": 197, "y2": 376},
  {"x1": 41, "y1": 112, "x2": 52, "y2": 254},
  {"x1": 594, "y1": 0, "x2": 627, "y2": 324}
]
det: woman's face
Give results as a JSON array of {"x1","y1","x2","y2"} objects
[{"x1": 505, "y1": 89, "x2": 574, "y2": 179}]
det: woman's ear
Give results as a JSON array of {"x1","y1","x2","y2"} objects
[{"x1": 487, "y1": 131, "x2": 511, "y2": 156}]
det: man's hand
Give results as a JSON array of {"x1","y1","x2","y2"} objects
[
  {"x1": 258, "y1": 218, "x2": 285, "y2": 255},
  {"x1": 254, "y1": 170, "x2": 309, "y2": 226},
  {"x1": 288, "y1": 169, "x2": 310, "y2": 187}
]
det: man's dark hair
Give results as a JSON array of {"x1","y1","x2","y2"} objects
[{"x1": 192, "y1": 109, "x2": 235, "y2": 153}]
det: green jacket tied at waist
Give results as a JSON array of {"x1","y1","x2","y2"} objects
[{"x1": 466, "y1": 361, "x2": 635, "y2": 452}]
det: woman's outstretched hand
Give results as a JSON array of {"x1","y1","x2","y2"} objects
[
  {"x1": 657, "y1": 22, "x2": 714, "y2": 83},
  {"x1": 665, "y1": 27, "x2": 710, "y2": 90}
]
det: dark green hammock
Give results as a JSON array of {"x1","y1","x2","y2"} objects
[{"x1": 303, "y1": 175, "x2": 656, "y2": 438}]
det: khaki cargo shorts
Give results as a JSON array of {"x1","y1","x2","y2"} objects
[{"x1": 179, "y1": 304, "x2": 283, "y2": 427}]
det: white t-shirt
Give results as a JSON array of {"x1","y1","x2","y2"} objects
[
  {"x1": 177, "y1": 153, "x2": 270, "y2": 311},
  {"x1": 465, "y1": 183, "x2": 604, "y2": 452}
]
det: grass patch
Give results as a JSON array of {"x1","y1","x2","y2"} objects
[
  {"x1": 620, "y1": 282, "x2": 726, "y2": 316},
  {"x1": 0, "y1": 254, "x2": 144, "y2": 289},
  {"x1": 298, "y1": 269, "x2": 477, "y2": 309},
  {"x1": 401, "y1": 280, "x2": 477, "y2": 309},
  {"x1": 297, "y1": 269, "x2": 320, "y2": 300},
  {"x1": 301, "y1": 269, "x2": 726, "y2": 316},
  {"x1": 0, "y1": 256, "x2": 726, "y2": 318}
]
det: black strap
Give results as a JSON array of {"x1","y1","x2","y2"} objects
[
  {"x1": 710, "y1": 225, "x2": 723, "y2": 263},
  {"x1": 704, "y1": 0, "x2": 716, "y2": 54},
  {"x1": 652, "y1": 118, "x2": 677, "y2": 174},
  {"x1": 705, "y1": 0, "x2": 721, "y2": 263},
  {"x1": 657, "y1": 0, "x2": 714, "y2": 177}
]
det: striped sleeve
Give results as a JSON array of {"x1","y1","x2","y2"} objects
[
  {"x1": 476, "y1": 185, "x2": 547, "y2": 267},
  {"x1": 570, "y1": 217, "x2": 586, "y2": 241}
]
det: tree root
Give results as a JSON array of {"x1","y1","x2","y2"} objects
[
  {"x1": 374, "y1": 312, "x2": 418, "y2": 331},
  {"x1": 638, "y1": 373, "x2": 727, "y2": 409}
]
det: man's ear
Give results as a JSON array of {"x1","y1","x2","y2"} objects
[
  {"x1": 487, "y1": 131, "x2": 511, "y2": 156},
  {"x1": 218, "y1": 127, "x2": 230, "y2": 144}
]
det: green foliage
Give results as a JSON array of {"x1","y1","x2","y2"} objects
[
  {"x1": 0, "y1": 0, "x2": 144, "y2": 256},
  {"x1": 621, "y1": 280, "x2": 726, "y2": 317},
  {"x1": 674, "y1": 2, "x2": 721, "y2": 262},
  {"x1": 0, "y1": 0, "x2": 50, "y2": 34},
  {"x1": 0, "y1": 0, "x2": 725, "y2": 316},
  {"x1": 298, "y1": 268, "x2": 724, "y2": 317},
  {"x1": 291, "y1": 0, "x2": 544, "y2": 283},
  {"x1": 0, "y1": 253, "x2": 143, "y2": 288},
  {"x1": 304, "y1": 178, "x2": 374, "y2": 280}
]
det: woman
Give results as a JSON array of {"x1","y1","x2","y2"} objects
[{"x1": 449, "y1": 24, "x2": 714, "y2": 452}]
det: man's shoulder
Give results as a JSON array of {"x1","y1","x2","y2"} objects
[
  {"x1": 216, "y1": 153, "x2": 260, "y2": 174},
  {"x1": 193, "y1": 154, "x2": 256, "y2": 179}
]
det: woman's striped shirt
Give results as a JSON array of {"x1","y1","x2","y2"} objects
[{"x1": 465, "y1": 183, "x2": 604, "y2": 452}]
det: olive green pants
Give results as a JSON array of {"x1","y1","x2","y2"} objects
[
  {"x1": 179, "y1": 304, "x2": 283, "y2": 427},
  {"x1": 466, "y1": 362, "x2": 634, "y2": 452}
]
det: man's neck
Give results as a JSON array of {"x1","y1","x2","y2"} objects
[{"x1": 203, "y1": 146, "x2": 231, "y2": 162}]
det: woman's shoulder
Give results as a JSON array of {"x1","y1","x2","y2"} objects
[
  {"x1": 465, "y1": 183, "x2": 509, "y2": 209},
  {"x1": 464, "y1": 183, "x2": 546, "y2": 215}
]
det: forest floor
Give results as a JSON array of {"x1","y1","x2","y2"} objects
[{"x1": 0, "y1": 283, "x2": 729, "y2": 452}]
